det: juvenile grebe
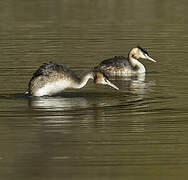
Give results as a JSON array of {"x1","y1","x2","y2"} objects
[
  {"x1": 96, "y1": 46, "x2": 156, "y2": 76},
  {"x1": 26, "y1": 62, "x2": 119, "y2": 97}
]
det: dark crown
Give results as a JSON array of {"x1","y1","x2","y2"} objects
[{"x1": 137, "y1": 46, "x2": 149, "y2": 55}]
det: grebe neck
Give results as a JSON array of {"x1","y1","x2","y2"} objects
[
  {"x1": 73, "y1": 71, "x2": 93, "y2": 89},
  {"x1": 128, "y1": 53, "x2": 146, "y2": 73}
]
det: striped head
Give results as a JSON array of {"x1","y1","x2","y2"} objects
[
  {"x1": 129, "y1": 46, "x2": 156, "y2": 62},
  {"x1": 93, "y1": 70, "x2": 119, "y2": 90}
]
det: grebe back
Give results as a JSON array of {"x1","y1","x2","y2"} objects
[
  {"x1": 26, "y1": 62, "x2": 119, "y2": 97},
  {"x1": 96, "y1": 46, "x2": 156, "y2": 76}
]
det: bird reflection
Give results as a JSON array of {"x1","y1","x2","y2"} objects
[
  {"x1": 28, "y1": 95, "x2": 89, "y2": 111},
  {"x1": 109, "y1": 73, "x2": 154, "y2": 95}
]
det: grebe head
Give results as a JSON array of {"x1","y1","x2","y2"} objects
[
  {"x1": 130, "y1": 46, "x2": 156, "y2": 62},
  {"x1": 93, "y1": 70, "x2": 119, "y2": 90}
]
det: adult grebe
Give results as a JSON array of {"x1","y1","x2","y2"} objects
[
  {"x1": 96, "y1": 46, "x2": 156, "y2": 76},
  {"x1": 25, "y1": 62, "x2": 119, "y2": 97}
]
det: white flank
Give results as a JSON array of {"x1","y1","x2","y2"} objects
[{"x1": 34, "y1": 80, "x2": 72, "y2": 96}]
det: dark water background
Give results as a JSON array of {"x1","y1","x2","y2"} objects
[{"x1": 0, "y1": 0, "x2": 188, "y2": 180}]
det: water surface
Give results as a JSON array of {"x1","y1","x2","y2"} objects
[{"x1": 0, "y1": 0, "x2": 188, "y2": 180}]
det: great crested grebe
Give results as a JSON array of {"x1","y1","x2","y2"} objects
[
  {"x1": 96, "y1": 46, "x2": 156, "y2": 76},
  {"x1": 25, "y1": 62, "x2": 119, "y2": 97}
]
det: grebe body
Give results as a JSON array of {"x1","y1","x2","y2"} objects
[
  {"x1": 96, "y1": 46, "x2": 156, "y2": 76},
  {"x1": 26, "y1": 62, "x2": 118, "y2": 97}
]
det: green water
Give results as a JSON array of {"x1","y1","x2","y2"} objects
[{"x1": 0, "y1": 0, "x2": 188, "y2": 180}]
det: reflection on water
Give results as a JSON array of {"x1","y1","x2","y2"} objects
[
  {"x1": 29, "y1": 96, "x2": 89, "y2": 111},
  {"x1": 111, "y1": 73, "x2": 155, "y2": 95},
  {"x1": 0, "y1": 0, "x2": 188, "y2": 180}
]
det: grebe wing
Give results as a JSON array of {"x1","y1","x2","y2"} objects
[
  {"x1": 98, "y1": 56, "x2": 130, "y2": 67},
  {"x1": 32, "y1": 62, "x2": 74, "y2": 77}
]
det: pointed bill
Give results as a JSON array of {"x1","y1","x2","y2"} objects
[
  {"x1": 105, "y1": 79, "x2": 119, "y2": 90},
  {"x1": 145, "y1": 54, "x2": 156, "y2": 62}
]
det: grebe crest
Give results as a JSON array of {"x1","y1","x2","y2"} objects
[{"x1": 26, "y1": 62, "x2": 119, "y2": 97}]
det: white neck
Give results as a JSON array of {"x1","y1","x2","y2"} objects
[{"x1": 131, "y1": 58, "x2": 146, "y2": 73}]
